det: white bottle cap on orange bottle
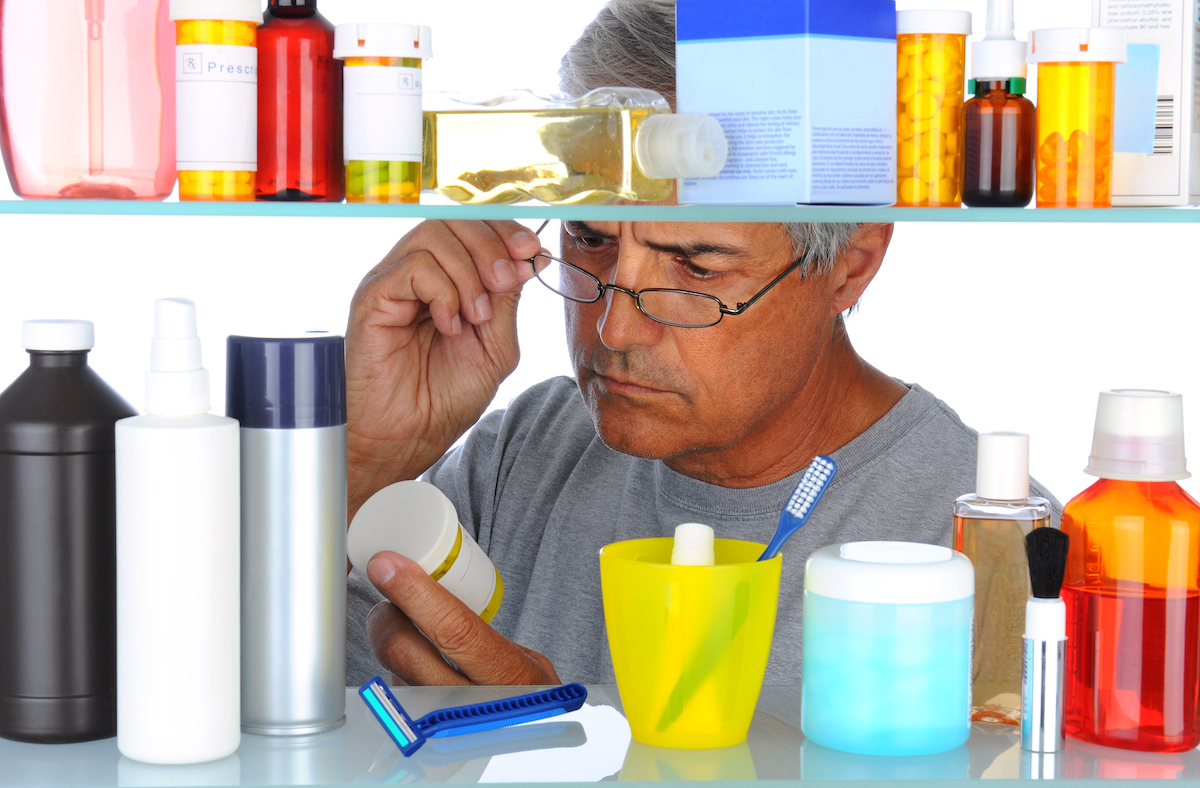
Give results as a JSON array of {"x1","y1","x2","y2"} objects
[{"x1": 1085, "y1": 389, "x2": 1189, "y2": 481}]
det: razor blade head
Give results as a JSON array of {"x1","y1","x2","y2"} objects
[{"x1": 360, "y1": 678, "x2": 426, "y2": 757}]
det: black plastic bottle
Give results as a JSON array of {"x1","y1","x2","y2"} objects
[{"x1": 0, "y1": 320, "x2": 136, "y2": 742}]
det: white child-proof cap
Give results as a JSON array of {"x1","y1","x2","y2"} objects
[
  {"x1": 333, "y1": 23, "x2": 433, "y2": 60},
  {"x1": 805, "y1": 541, "x2": 974, "y2": 605},
  {"x1": 21, "y1": 320, "x2": 95, "y2": 351},
  {"x1": 671, "y1": 522, "x2": 715, "y2": 566},
  {"x1": 976, "y1": 431, "x2": 1030, "y2": 500},
  {"x1": 170, "y1": 0, "x2": 262, "y2": 23},
  {"x1": 896, "y1": 10, "x2": 972, "y2": 36},
  {"x1": 348, "y1": 480, "x2": 500, "y2": 617},
  {"x1": 635, "y1": 114, "x2": 728, "y2": 179},
  {"x1": 1084, "y1": 389, "x2": 1190, "y2": 481},
  {"x1": 1027, "y1": 28, "x2": 1126, "y2": 64}
]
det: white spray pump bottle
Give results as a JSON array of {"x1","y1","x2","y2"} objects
[{"x1": 116, "y1": 298, "x2": 241, "y2": 764}]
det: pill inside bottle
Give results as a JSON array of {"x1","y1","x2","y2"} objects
[{"x1": 671, "y1": 522, "x2": 716, "y2": 566}]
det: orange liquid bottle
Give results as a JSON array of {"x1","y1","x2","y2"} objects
[{"x1": 1062, "y1": 390, "x2": 1200, "y2": 753}]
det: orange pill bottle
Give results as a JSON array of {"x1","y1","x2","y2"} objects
[
  {"x1": 895, "y1": 10, "x2": 972, "y2": 207},
  {"x1": 1027, "y1": 28, "x2": 1126, "y2": 208}
]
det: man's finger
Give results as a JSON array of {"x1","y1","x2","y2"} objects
[
  {"x1": 366, "y1": 600, "x2": 470, "y2": 686},
  {"x1": 367, "y1": 551, "x2": 554, "y2": 685}
]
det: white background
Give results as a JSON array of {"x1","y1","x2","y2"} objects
[{"x1": 0, "y1": 0, "x2": 1196, "y2": 506}]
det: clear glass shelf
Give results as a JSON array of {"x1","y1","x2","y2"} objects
[
  {"x1": 1, "y1": 199, "x2": 1199, "y2": 223},
  {"x1": 0, "y1": 685, "x2": 1194, "y2": 786}
]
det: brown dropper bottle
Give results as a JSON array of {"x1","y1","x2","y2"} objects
[{"x1": 961, "y1": 0, "x2": 1035, "y2": 208}]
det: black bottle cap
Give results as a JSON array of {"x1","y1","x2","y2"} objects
[
  {"x1": 225, "y1": 334, "x2": 346, "y2": 429},
  {"x1": 267, "y1": 0, "x2": 317, "y2": 17}
]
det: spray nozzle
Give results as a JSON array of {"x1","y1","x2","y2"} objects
[
  {"x1": 984, "y1": 0, "x2": 1015, "y2": 40},
  {"x1": 144, "y1": 298, "x2": 211, "y2": 416}
]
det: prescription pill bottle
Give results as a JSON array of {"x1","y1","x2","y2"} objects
[
  {"x1": 348, "y1": 481, "x2": 502, "y2": 621},
  {"x1": 1027, "y1": 28, "x2": 1126, "y2": 208},
  {"x1": 895, "y1": 10, "x2": 972, "y2": 207},
  {"x1": 171, "y1": 0, "x2": 261, "y2": 201},
  {"x1": 333, "y1": 24, "x2": 431, "y2": 204}
]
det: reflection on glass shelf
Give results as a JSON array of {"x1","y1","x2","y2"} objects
[
  {"x1": 2, "y1": 687, "x2": 1200, "y2": 785},
  {"x1": 0, "y1": 198, "x2": 1198, "y2": 222}
]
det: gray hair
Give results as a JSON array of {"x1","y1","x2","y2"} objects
[{"x1": 560, "y1": 0, "x2": 861, "y2": 278}]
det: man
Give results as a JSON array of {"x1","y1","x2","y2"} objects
[{"x1": 344, "y1": 0, "x2": 1059, "y2": 687}]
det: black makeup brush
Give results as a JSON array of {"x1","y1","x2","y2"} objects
[{"x1": 1021, "y1": 527, "x2": 1070, "y2": 754}]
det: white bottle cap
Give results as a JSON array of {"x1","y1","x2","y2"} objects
[
  {"x1": 170, "y1": 0, "x2": 262, "y2": 23},
  {"x1": 143, "y1": 298, "x2": 211, "y2": 416},
  {"x1": 896, "y1": 10, "x2": 972, "y2": 36},
  {"x1": 635, "y1": 114, "x2": 728, "y2": 179},
  {"x1": 348, "y1": 480, "x2": 499, "y2": 617},
  {"x1": 972, "y1": 0, "x2": 1026, "y2": 80},
  {"x1": 671, "y1": 522, "x2": 715, "y2": 566},
  {"x1": 333, "y1": 23, "x2": 433, "y2": 60},
  {"x1": 21, "y1": 319, "x2": 95, "y2": 351},
  {"x1": 805, "y1": 541, "x2": 974, "y2": 605},
  {"x1": 1084, "y1": 389, "x2": 1190, "y2": 481},
  {"x1": 1027, "y1": 28, "x2": 1126, "y2": 64},
  {"x1": 976, "y1": 431, "x2": 1030, "y2": 500}
]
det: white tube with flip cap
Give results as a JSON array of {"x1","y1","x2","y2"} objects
[{"x1": 116, "y1": 298, "x2": 241, "y2": 764}]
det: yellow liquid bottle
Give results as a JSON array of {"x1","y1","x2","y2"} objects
[
  {"x1": 172, "y1": 1, "x2": 261, "y2": 202},
  {"x1": 954, "y1": 432, "x2": 1052, "y2": 726},
  {"x1": 422, "y1": 88, "x2": 727, "y2": 205}
]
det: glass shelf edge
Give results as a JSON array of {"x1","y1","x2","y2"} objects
[{"x1": 0, "y1": 199, "x2": 1197, "y2": 222}]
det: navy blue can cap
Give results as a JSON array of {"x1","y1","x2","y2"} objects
[{"x1": 225, "y1": 334, "x2": 347, "y2": 429}]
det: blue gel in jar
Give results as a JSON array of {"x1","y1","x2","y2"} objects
[{"x1": 801, "y1": 541, "x2": 974, "y2": 756}]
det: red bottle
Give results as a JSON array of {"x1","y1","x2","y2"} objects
[{"x1": 256, "y1": 0, "x2": 343, "y2": 201}]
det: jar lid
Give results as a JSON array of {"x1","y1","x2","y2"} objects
[
  {"x1": 896, "y1": 10, "x2": 972, "y2": 36},
  {"x1": 1084, "y1": 389, "x2": 1190, "y2": 481},
  {"x1": 333, "y1": 23, "x2": 433, "y2": 60},
  {"x1": 1027, "y1": 27, "x2": 1126, "y2": 64},
  {"x1": 22, "y1": 319, "x2": 94, "y2": 351},
  {"x1": 804, "y1": 542, "x2": 974, "y2": 604},
  {"x1": 170, "y1": 0, "x2": 262, "y2": 23},
  {"x1": 347, "y1": 481, "x2": 459, "y2": 577}
]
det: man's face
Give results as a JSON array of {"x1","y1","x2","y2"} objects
[{"x1": 560, "y1": 221, "x2": 841, "y2": 464}]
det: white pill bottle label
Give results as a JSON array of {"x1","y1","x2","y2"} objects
[
  {"x1": 176, "y1": 44, "x2": 258, "y2": 170},
  {"x1": 343, "y1": 66, "x2": 422, "y2": 162}
]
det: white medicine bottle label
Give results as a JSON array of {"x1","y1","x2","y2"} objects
[
  {"x1": 343, "y1": 66, "x2": 422, "y2": 163},
  {"x1": 176, "y1": 45, "x2": 258, "y2": 171}
]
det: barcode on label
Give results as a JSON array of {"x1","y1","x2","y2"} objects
[{"x1": 1153, "y1": 95, "x2": 1174, "y2": 155}]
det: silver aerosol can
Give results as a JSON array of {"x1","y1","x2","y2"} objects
[{"x1": 226, "y1": 334, "x2": 347, "y2": 735}]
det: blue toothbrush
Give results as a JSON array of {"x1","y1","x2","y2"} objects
[
  {"x1": 360, "y1": 678, "x2": 588, "y2": 757},
  {"x1": 758, "y1": 456, "x2": 837, "y2": 561}
]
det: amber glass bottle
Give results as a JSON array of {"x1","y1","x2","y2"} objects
[
  {"x1": 256, "y1": 0, "x2": 343, "y2": 201},
  {"x1": 962, "y1": 79, "x2": 1034, "y2": 207}
]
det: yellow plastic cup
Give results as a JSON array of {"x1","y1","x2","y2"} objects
[{"x1": 599, "y1": 537, "x2": 781, "y2": 749}]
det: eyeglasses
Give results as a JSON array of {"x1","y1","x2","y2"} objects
[{"x1": 522, "y1": 221, "x2": 808, "y2": 329}]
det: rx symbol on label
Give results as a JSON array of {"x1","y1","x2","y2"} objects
[
  {"x1": 183, "y1": 53, "x2": 202, "y2": 74},
  {"x1": 399, "y1": 74, "x2": 413, "y2": 90}
]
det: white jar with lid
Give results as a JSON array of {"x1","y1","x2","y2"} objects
[
  {"x1": 348, "y1": 481, "x2": 502, "y2": 621},
  {"x1": 801, "y1": 541, "x2": 974, "y2": 757}
]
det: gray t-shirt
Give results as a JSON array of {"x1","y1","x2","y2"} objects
[{"x1": 347, "y1": 376, "x2": 1061, "y2": 686}]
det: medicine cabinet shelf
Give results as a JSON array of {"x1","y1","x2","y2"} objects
[{"x1": 1, "y1": 199, "x2": 1199, "y2": 223}]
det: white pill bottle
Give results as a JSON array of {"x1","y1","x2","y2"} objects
[{"x1": 348, "y1": 481, "x2": 502, "y2": 621}]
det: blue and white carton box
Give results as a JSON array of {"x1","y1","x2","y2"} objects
[{"x1": 676, "y1": 0, "x2": 897, "y2": 205}]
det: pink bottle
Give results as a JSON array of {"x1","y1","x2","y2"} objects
[{"x1": 0, "y1": 0, "x2": 176, "y2": 199}]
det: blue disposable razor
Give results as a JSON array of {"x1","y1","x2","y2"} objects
[{"x1": 359, "y1": 678, "x2": 588, "y2": 757}]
